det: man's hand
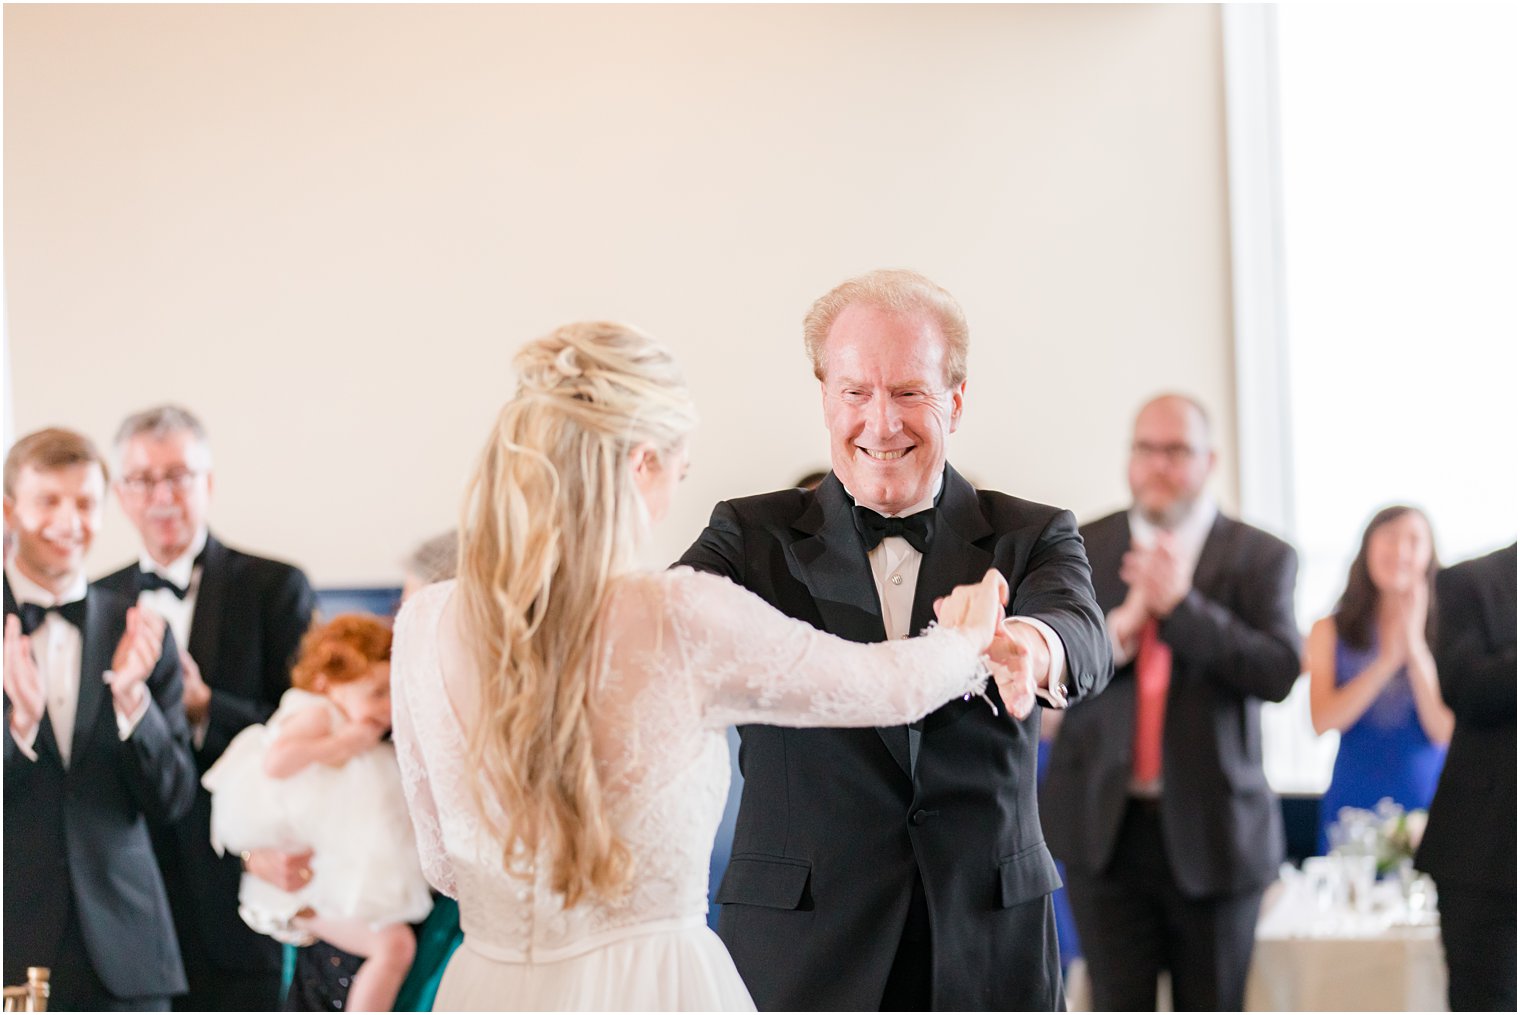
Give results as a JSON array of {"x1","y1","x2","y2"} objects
[
  {"x1": 244, "y1": 848, "x2": 315, "y2": 891},
  {"x1": 180, "y1": 651, "x2": 212, "y2": 724},
  {"x1": 4, "y1": 615, "x2": 44, "y2": 742},
  {"x1": 1120, "y1": 533, "x2": 1191, "y2": 618},
  {"x1": 933, "y1": 570, "x2": 1010, "y2": 653},
  {"x1": 107, "y1": 607, "x2": 166, "y2": 715},
  {"x1": 985, "y1": 620, "x2": 1051, "y2": 721}
]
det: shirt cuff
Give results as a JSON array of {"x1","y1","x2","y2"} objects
[
  {"x1": 9, "y1": 720, "x2": 39, "y2": 762},
  {"x1": 1008, "y1": 615, "x2": 1069, "y2": 708},
  {"x1": 106, "y1": 672, "x2": 152, "y2": 740}
]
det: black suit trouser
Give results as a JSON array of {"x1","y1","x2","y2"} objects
[
  {"x1": 1066, "y1": 798, "x2": 1262, "y2": 1012},
  {"x1": 1434, "y1": 882, "x2": 1517, "y2": 1012}
]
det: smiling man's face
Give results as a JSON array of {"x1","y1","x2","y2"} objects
[{"x1": 820, "y1": 302, "x2": 964, "y2": 516}]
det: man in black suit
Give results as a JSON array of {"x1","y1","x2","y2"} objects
[
  {"x1": 3, "y1": 427, "x2": 197, "y2": 1010},
  {"x1": 1415, "y1": 542, "x2": 1516, "y2": 1011},
  {"x1": 95, "y1": 405, "x2": 317, "y2": 1011},
  {"x1": 680, "y1": 269, "x2": 1111, "y2": 1010},
  {"x1": 1040, "y1": 394, "x2": 1301, "y2": 1011}
]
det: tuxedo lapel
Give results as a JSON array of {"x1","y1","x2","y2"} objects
[
  {"x1": 188, "y1": 532, "x2": 229, "y2": 677},
  {"x1": 1189, "y1": 514, "x2": 1235, "y2": 602},
  {"x1": 787, "y1": 475, "x2": 887, "y2": 645},
  {"x1": 69, "y1": 589, "x2": 117, "y2": 769},
  {"x1": 908, "y1": 466, "x2": 994, "y2": 638},
  {"x1": 787, "y1": 475, "x2": 912, "y2": 775}
]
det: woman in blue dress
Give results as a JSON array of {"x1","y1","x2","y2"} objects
[{"x1": 1307, "y1": 505, "x2": 1452, "y2": 852}]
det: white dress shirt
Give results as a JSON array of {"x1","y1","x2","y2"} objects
[
  {"x1": 852, "y1": 478, "x2": 1069, "y2": 705},
  {"x1": 136, "y1": 527, "x2": 207, "y2": 745},
  {"x1": 6, "y1": 565, "x2": 148, "y2": 765}
]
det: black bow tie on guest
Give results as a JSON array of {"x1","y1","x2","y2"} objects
[
  {"x1": 18, "y1": 599, "x2": 87, "y2": 636},
  {"x1": 137, "y1": 569, "x2": 190, "y2": 600},
  {"x1": 852, "y1": 505, "x2": 936, "y2": 554}
]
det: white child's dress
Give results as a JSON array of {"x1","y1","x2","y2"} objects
[{"x1": 202, "y1": 688, "x2": 434, "y2": 941}]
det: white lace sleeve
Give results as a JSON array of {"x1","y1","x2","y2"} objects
[
  {"x1": 391, "y1": 589, "x2": 457, "y2": 898},
  {"x1": 664, "y1": 568, "x2": 987, "y2": 730}
]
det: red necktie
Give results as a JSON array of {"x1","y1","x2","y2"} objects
[{"x1": 1132, "y1": 619, "x2": 1171, "y2": 784}]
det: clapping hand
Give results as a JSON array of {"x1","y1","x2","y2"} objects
[
  {"x1": 107, "y1": 607, "x2": 166, "y2": 715},
  {"x1": 4, "y1": 615, "x2": 45, "y2": 742},
  {"x1": 1120, "y1": 532, "x2": 1191, "y2": 618}
]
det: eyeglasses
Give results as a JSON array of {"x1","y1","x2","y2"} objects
[
  {"x1": 1130, "y1": 441, "x2": 1202, "y2": 465},
  {"x1": 120, "y1": 469, "x2": 202, "y2": 496}
]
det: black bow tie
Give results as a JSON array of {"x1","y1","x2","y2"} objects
[
  {"x1": 137, "y1": 569, "x2": 190, "y2": 600},
  {"x1": 18, "y1": 599, "x2": 87, "y2": 636},
  {"x1": 853, "y1": 505, "x2": 936, "y2": 554}
]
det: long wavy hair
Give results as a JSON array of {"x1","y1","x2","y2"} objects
[
  {"x1": 457, "y1": 321, "x2": 697, "y2": 906},
  {"x1": 1333, "y1": 505, "x2": 1440, "y2": 651}
]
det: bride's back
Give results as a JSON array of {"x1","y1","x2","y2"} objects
[{"x1": 393, "y1": 571, "x2": 733, "y2": 963}]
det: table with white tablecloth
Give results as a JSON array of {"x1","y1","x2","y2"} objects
[{"x1": 1245, "y1": 877, "x2": 1447, "y2": 1012}]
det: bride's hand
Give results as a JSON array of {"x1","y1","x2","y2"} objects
[{"x1": 934, "y1": 570, "x2": 1009, "y2": 652}]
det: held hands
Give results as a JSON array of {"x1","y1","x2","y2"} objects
[
  {"x1": 4, "y1": 615, "x2": 44, "y2": 742},
  {"x1": 933, "y1": 570, "x2": 1010, "y2": 654},
  {"x1": 1379, "y1": 581, "x2": 1431, "y2": 669},
  {"x1": 107, "y1": 607, "x2": 166, "y2": 716},
  {"x1": 984, "y1": 621, "x2": 1051, "y2": 721}
]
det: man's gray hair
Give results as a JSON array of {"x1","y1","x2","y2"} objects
[
  {"x1": 405, "y1": 530, "x2": 459, "y2": 584},
  {"x1": 113, "y1": 404, "x2": 213, "y2": 468}
]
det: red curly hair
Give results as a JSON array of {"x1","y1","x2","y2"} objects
[{"x1": 290, "y1": 613, "x2": 393, "y2": 691}]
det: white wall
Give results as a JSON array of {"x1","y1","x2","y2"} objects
[{"x1": 5, "y1": 3, "x2": 1240, "y2": 586}]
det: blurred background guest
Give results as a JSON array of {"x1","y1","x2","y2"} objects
[
  {"x1": 285, "y1": 532, "x2": 464, "y2": 1013},
  {"x1": 1305, "y1": 505, "x2": 1450, "y2": 852},
  {"x1": 1416, "y1": 543, "x2": 1517, "y2": 1012},
  {"x1": 4, "y1": 428, "x2": 197, "y2": 1010},
  {"x1": 95, "y1": 405, "x2": 317, "y2": 1011},
  {"x1": 1041, "y1": 394, "x2": 1301, "y2": 1012},
  {"x1": 400, "y1": 530, "x2": 458, "y2": 604},
  {"x1": 204, "y1": 614, "x2": 430, "y2": 1014}
]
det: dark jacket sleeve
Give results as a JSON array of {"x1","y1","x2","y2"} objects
[
  {"x1": 677, "y1": 501, "x2": 747, "y2": 583},
  {"x1": 120, "y1": 627, "x2": 197, "y2": 825},
  {"x1": 202, "y1": 566, "x2": 315, "y2": 761},
  {"x1": 1010, "y1": 508, "x2": 1112, "y2": 705},
  {"x1": 1159, "y1": 531, "x2": 1302, "y2": 703},
  {"x1": 1434, "y1": 561, "x2": 1517, "y2": 725}
]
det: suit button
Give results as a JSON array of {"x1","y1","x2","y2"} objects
[{"x1": 911, "y1": 809, "x2": 929, "y2": 826}]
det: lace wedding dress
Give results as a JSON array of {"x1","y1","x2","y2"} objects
[{"x1": 391, "y1": 567, "x2": 985, "y2": 1011}]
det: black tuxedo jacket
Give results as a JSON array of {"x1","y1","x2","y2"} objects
[
  {"x1": 679, "y1": 466, "x2": 1111, "y2": 1010},
  {"x1": 97, "y1": 532, "x2": 317, "y2": 973},
  {"x1": 1041, "y1": 509, "x2": 1301, "y2": 898},
  {"x1": 3, "y1": 582, "x2": 196, "y2": 999},
  {"x1": 1415, "y1": 542, "x2": 1517, "y2": 891}
]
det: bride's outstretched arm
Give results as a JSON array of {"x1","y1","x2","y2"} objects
[{"x1": 666, "y1": 568, "x2": 1002, "y2": 731}]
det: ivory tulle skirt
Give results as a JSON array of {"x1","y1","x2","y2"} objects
[{"x1": 433, "y1": 918, "x2": 756, "y2": 1011}]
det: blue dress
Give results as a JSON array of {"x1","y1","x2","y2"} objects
[{"x1": 1317, "y1": 633, "x2": 1447, "y2": 853}]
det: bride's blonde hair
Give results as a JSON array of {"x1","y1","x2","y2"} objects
[{"x1": 458, "y1": 321, "x2": 697, "y2": 906}]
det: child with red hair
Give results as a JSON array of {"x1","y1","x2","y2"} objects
[{"x1": 204, "y1": 614, "x2": 432, "y2": 1011}]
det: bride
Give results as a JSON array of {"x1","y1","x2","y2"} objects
[{"x1": 391, "y1": 321, "x2": 1007, "y2": 1010}]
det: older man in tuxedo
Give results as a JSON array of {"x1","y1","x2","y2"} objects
[
  {"x1": 1041, "y1": 394, "x2": 1301, "y2": 1011},
  {"x1": 4, "y1": 427, "x2": 197, "y2": 1010},
  {"x1": 96, "y1": 405, "x2": 316, "y2": 1011},
  {"x1": 680, "y1": 269, "x2": 1111, "y2": 1010}
]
